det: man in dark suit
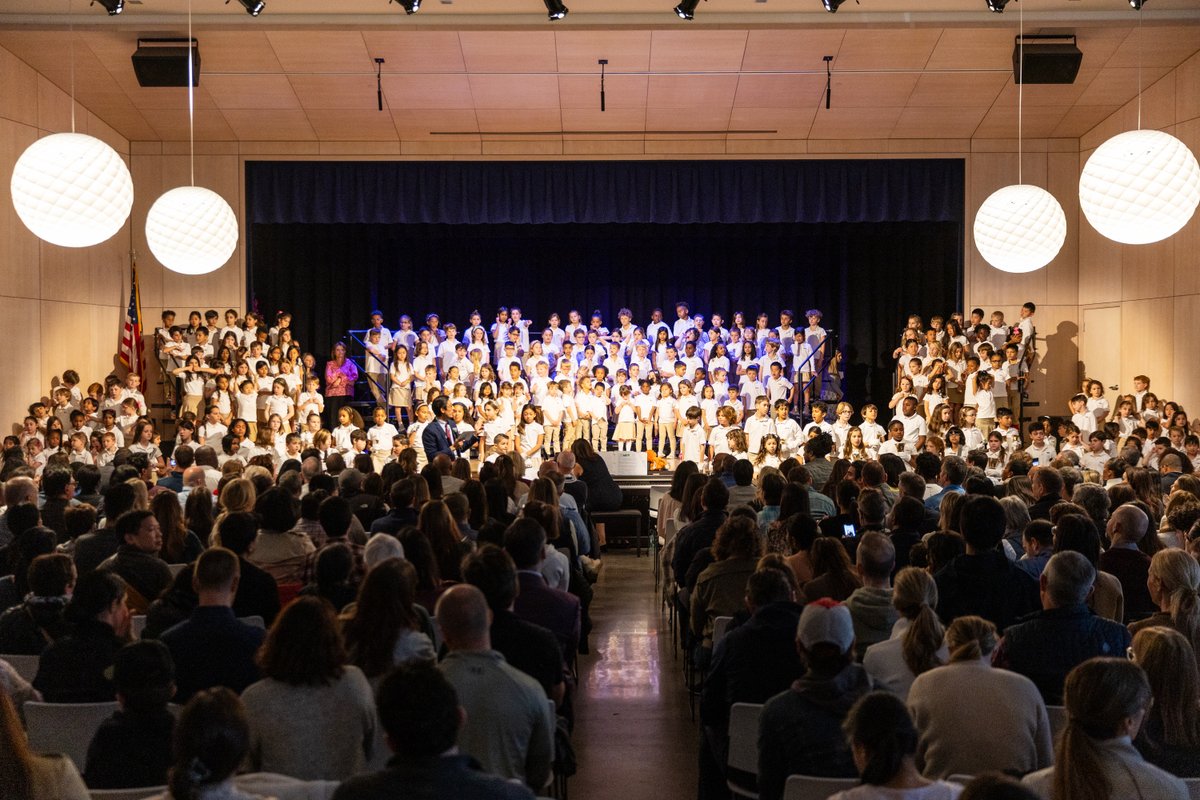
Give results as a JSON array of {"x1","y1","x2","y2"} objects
[
  {"x1": 1027, "y1": 466, "x2": 1064, "y2": 521},
  {"x1": 422, "y1": 396, "x2": 477, "y2": 464},
  {"x1": 503, "y1": 518, "x2": 580, "y2": 660}
]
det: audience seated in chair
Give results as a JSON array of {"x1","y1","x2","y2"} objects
[
  {"x1": 83, "y1": 640, "x2": 176, "y2": 790},
  {"x1": 330, "y1": 661, "x2": 536, "y2": 800},
  {"x1": 33, "y1": 570, "x2": 129, "y2": 703}
]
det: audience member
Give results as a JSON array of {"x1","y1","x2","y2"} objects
[
  {"x1": 993, "y1": 551, "x2": 1131, "y2": 704},
  {"x1": 212, "y1": 511, "x2": 280, "y2": 625},
  {"x1": 33, "y1": 570, "x2": 129, "y2": 703},
  {"x1": 1129, "y1": 549, "x2": 1200, "y2": 659},
  {"x1": 907, "y1": 616, "x2": 1052, "y2": 779},
  {"x1": 1022, "y1": 658, "x2": 1187, "y2": 800},
  {"x1": 505, "y1": 518, "x2": 581, "y2": 659},
  {"x1": 0, "y1": 553, "x2": 73, "y2": 654},
  {"x1": 82, "y1": 640, "x2": 176, "y2": 789},
  {"x1": 757, "y1": 599, "x2": 872, "y2": 800},
  {"x1": 341, "y1": 557, "x2": 436, "y2": 680},
  {"x1": 863, "y1": 567, "x2": 948, "y2": 700},
  {"x1": 1099, "y1": 505, "x2": 1157, "y2": 623},
  {"x1": 435, "y1": 584, "x2": 554, "y2": 791},
  {"x1": 831, "y1": 692, "x2": 964, "y2": 800},
  {"x1": 845, "y1": 532, "x2": 899, "y2": 659},
  {"x1": 97, "y1": 509, "x2": 173, "y2": 613},
  {"x1": 690, "y1": 516, "x2": 761, "y2": 658},
  {"x1": 159, "y1": 547, "x2": 265, "y2": 702},
  {"x1": 1130, "y1": 626, "x2": 1200, "y2": 778},
  {"x1": 241, "y1": 596, "x2": 378, "y2": 780},
  {"x1": 330, "y1": 661, "x2": 536, "y2": 800},
  {"x1": 933, "y1": 495, "x2": 1039, "y2": 631}
]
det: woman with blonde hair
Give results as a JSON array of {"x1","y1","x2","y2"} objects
[
  {"x1": 211, "y1": 478, "x2": 257, "y2": 546},
  {"x1": 1130, "y1": 549, "x2": 1200, "y2": 669},
  {"x1": 1022, "y1": 658, "x2": 1187, "y2": 800},
  {"x1": 1130, "y1": 626, "x2": 1200, "y2": 777},
  {"x1": 907, "y1": 616, "x2": 1052, "y2": 780},
  {"x1": 863, "y1": 568, "x2": 948, "y2": 700}
]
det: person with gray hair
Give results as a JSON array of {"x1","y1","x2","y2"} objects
[
  {"x1": 1071, "y1": 482, "x2": 1110, "y2": 532},
  {"x1": 999, "y1": 495, "x2": 1031, "y2": 561},
  {"x1": 992, "y1": 551, "x2": 1132, "y2": 704},
  {"x1": 845, "y1": 531, "x2": 899, "y2": 660},
  {"x1": 364, "y1": 532, "x2": 405, "y2": 570},
  {"x1": 0, "y1": 476, "x2": 38, "y2": 547}
]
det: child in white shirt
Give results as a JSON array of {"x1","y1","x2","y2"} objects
[
  {"x1": 743, "y1": 397, "x2": 773, "y2": 456},
  {"x1": 876, "y1": 420, "x2": 913, "y2": 468},
  {"x1": 332, "y1": 407, "x2": 361, "y2": 455},
  {"x1": 772, "y1": 400, "x2": 802, "y2": 459},
  {"x1": 655, "y1": 384, "x2": 679, "y2": 459},
  {"x1": 858, "y1": 404, "x2": 886, "y2": 451},
  {"x1": 1024, "y1": 423, "x2": 1056, "y2": 465},
  {"x1": 367, "y1": 407, "x2": 399, "y2": 473},
  {"x1": 678, "y1": 406, "x2": 707, "y2": 467},
  {"x1": 1069, "y1": 393, "x2": 1096, "y2": 438}
]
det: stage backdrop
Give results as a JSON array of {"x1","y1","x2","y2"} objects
[{"x1": 246, "y1": 159, "x2": 964, "y2": 406}]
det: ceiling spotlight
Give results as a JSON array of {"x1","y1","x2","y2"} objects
[
  {"x1": 227, "y1": 0, "x2": 265, "y2": 15},
  {"x1": 1129, "y1": 0, "x2": 1145, "y2": 7},
  {"x1": 674, "y1": 0, "x2": 699, "y2": 19},
  {"x1": 91, "y1": 0, "x2": 124, "y2": 15},
  {"x1": 390, "y1": 0, "x2": 419, "y2": 13},
  {"x1": 544, "y1": 0, "x2": 568, "y2": 19},
  {"x1": 822, "y1": 0, "x2": 846, "y2": 11},
  {"x1": 986, "y1": 0, "x2": 1011, "y2": 11}
]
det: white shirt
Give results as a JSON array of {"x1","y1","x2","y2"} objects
[
  {"x1": 679, "y1": 424, "x2": 706, "y2": 464},
  {"x1": 744, "y1": 415, "x2": 774, "y2": 455},
  {"x1": 367, "y1": 422, "x2": 399, "y2": 453}
]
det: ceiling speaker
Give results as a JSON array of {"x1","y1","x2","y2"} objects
[
  {"x1": 1013, "y1": 35, "x2": 1082, "y2": 84},
  {"x1": 131, "y1": 38, "x2": 200, "y2": 87}
]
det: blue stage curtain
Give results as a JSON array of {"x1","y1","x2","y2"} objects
[{"x1": 246, "y1": 159, "x2": 963, "y2": 226}]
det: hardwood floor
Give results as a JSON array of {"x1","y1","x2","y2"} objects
[{"x1": 570, "y1": 551, "x2": 699, "y2": 800}]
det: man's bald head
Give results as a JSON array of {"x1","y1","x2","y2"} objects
[
  {"x1": 435, "y1": 584, "x2": 491, "y2": 652},
  {"x1": 182, "y1": 466, "x2": 207, "y2": 490},
  {"x1": 1108, "y1": 504, "x2": 1149, "y2": 545},
  {"x1": 433, "y1": 454, "x2": 453, "y2": 475}
]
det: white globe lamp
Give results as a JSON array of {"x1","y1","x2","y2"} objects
[
  {"x1": 9, "y1": 132, "x2": 134, "y2": 248},
  {"x1": 973, "y1": 183, "x2": 1067, "y2": 273},
  {"x1": 1079, "y1": 129, "x2": 1200, "y2": 245},
  {"x1": 145, "y1": 186, "x2": 238, "y2": 275}
]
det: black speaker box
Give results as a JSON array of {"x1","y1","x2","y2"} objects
[
  {"x1": 132, "y1": 38, "x2": 200, "y2": 87},
  {"x1": 1013, "y1": 37, "x2": 1082, "y2": 85}
]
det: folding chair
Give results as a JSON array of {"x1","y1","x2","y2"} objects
[{"x1": 24, "y1": 700, "x2": 119, "y2": 770}]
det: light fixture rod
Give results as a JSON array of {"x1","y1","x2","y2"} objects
[
  {"x1": 69, "y1": 0, "x2": 75, "y2": 132},
  {"x1": 599, "y1": 58, "x2": 607, "y2": 112},
  {"x1": 824, "y1": 55, "x2": 833, "y2": 110},
  {"x1": 1018, "y1": 0, "x2": 1022, "y2": 182},
  {"x1": 187, "y1": 0, "x2": 194, "y2": 186},
  {"x1": 376, "y1": 57, "x2": 385, "y2": 112}
]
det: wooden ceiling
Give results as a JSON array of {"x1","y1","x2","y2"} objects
[{"x1": 1, "y1": 3, "x2": 1198, "y2": 143}]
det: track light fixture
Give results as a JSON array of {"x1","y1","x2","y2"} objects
[
  {"x1": 986, "y1": 0, "x2": 1011, "y2": 12},
  {"x1": 389, "y1": 0, "x2": 419, "y2": 13},
  {"x1": 91, "y1": 0, "x2": 124, "y2": 15},
  {"x1": 1129, "y1": 0, "x2": 1145, "y2": 7},
  {"x1": 674, "y1": 0, "x2": 699, "y2": 20},
  {"x1": 227, "y1": 0, "x2": 265, "y2": 15},
  {"x1": 822, "y1": 0, "x2": 846, "y2": 12},
  {"x1": 544, "y1": 0, "x2": 568, "y2": 20}
]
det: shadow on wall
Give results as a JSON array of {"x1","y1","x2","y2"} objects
[{"x1": 1035, "y1": 320, "x2": 1080, "y2": 416}]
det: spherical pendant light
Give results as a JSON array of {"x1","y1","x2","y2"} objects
[
  {"x1": 1079, "y1": 129, "x2": 1200, "y2": 245},
  {"x1": 145, "y1": 186, "x2": 238, "y2": 275},
  {"x1": 9, "y1": 132, "x2": 134, "y2": 248},
  {"x1": 973, "y1": 183, "x2": 1067, "y2": 273}
]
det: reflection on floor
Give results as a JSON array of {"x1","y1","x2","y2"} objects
[{"x1": 571, "y1": 552, "x2": 698, "y2": 799}]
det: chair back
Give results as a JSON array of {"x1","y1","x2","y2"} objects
[
  {"x1": 727, "y1": 702, "x2": 763, "y2": 798},
  {"x1": 238, "y1": 615, "x2": 266, "y2": 629},
  {"x1": 24, "y1": 700, "x2": 119, "y2": 770},
  {"x1": 781, "y1": 775, "x2": 860, "y2": 800},
  {"x1": 1, "y1": 653, "x2": 39, "y2": 682},
  {"x1": 167, "y1": 563, "x2": 188, "y2": 577},
  {"x1": 713, "y1": 616, "x2": 734, "y2": 649}
]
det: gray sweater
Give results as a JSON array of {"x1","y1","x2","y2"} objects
[
  {"x1": 241, "y1": 665, "x2": 378, "y2": 781},
  {"x1": 845, "y1": 585, "x2": 899, "y2": 660}
]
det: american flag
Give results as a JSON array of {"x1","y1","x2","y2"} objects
[{"x1": 119, "y1": 258, "x2": 145, "y2": 377}]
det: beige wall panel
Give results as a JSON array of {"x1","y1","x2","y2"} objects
[
  {"x1": 740, "y1": 30, "x2": 846, "y2": 73},
  {"x1": 1120, "y1": 298, "x2": 1174, "y2": 401},
  {"x1": 0, "y1": 118, "x2": 41, "y2": 300},
  {"x1": 1121, "y1": 237, "x2": 1175, "y2": 302},
  {"x1": 361, "y1": 31, "x2": 467, "y2": 74},
  {"x1": 648, "y1": 31, "x2": 747, "y2": 73},
  {"x1": 1173, "y1": 294, "x2": 1200, "y2": 412},
  {"x1": 459, "y1": 32, "x2": 558, "y2": 74},
  {"x1": 0, "y1": 297, "x2": 44, "y2": 427},
  {"x1": 0, "y1": 44, "x2": 39, "y2": 128},
  {"x1": 1176, "y1": 51, "x2": 1200, "y2": 124},
  {"x1": 1174, "y1": 120, "x2": 1200, "y2": 297},
  {"x1": 553, "y1": 31, "x2": 653, "y2": 73}
]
